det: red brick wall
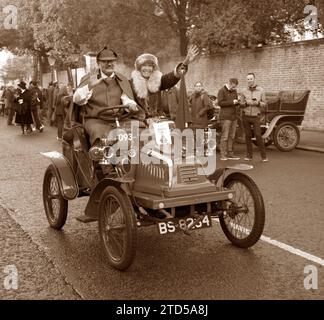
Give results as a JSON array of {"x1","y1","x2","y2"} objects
[{"x1": 160, "y1": 39, "x2": 324, "y2": 131}]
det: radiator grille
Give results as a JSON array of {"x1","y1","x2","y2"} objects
[
  {"x1": 142, "y1": 164, "x2": 166, "y2": 180},
  {"x1": 178, "y1": 165, "x2": 199, "y2": 184}
]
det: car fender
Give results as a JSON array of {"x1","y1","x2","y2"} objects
[
  {"x1": 208, "y1": 165, "x2": 253, "y2": 187},
  {"x1": 85, "y1": 178, "x2": 130, "y2": 219},
  {"x1": 41, "y1": 151, "x2": 79, "y2": 200},
  {"x1": 208, "y1": 168, "x2": 227, "y2": 184},
  {"x1": 262, "y1": 114, "x2": 303, "y2": 139}
]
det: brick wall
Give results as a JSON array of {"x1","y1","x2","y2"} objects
[{"x1": 159, "y1": 39, "x2": 324, "y2": 131}]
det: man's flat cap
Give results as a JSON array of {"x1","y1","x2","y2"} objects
[{"x1": 97, "y1": 47, "x2": 118, "y2": 61}]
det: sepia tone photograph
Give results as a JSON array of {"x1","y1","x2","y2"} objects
[{"x1": 0, "y1": 0, "x2": 323, "y2": 306}]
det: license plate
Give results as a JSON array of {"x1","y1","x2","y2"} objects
[{"x1": 157, "y1": 214, "x2": 212, "y2": 235}]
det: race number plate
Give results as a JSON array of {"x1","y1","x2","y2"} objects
[{"x1": 157, "y1": 214, "x2": 212, "y2": 235}]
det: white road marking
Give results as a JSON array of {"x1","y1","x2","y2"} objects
[
  {"x1": 212, "y1": 218, "x2": 324, "y2": 267},
  {"x1": 260, "y1": 235, "x2": 324, "y2": 267}
]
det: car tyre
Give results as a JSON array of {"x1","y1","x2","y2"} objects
[
  {"x1": 273, "y1": 122, "x2": 300, "y2": 152},
  {"x1": 98, "y1": 186, "x2": 137, "y2": 271},
  {"x1": 43, "y1": 165, "x2": 68, "y2": 230},
  {"x1": 219, "y1": 172, "x2": 265, "y2": 248}
]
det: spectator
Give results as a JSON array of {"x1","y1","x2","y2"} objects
[
  {"x1": 188, "y1": 81, "x2": 213, "y2": 129},
  {"x1": 29, "y1": 81, "x2": 44, "y2": 132},
  {"x1": 39, "y1": 86, "x2": 47, "y2": 123},
  {"x1": 217, "y1": 78, "x2": 240, "y2": 161},
  {"x1": 0, "y1": 86, "x2": 5, "y2": 116},
  {"x1": 51, "y1": 82, "x2": 61, "y2": 126},
  {"x1": 14, "y1": 81, "x2": 34, "y2": 135},
  {"x1": 4, "y1": 85, "x2": 16, "y2": 125},
  {"x1": 47, "y1": 82, "x2": 55, "y2": 125},
  {"x1": 240, "y1": 73, "x2": 268, "y2": 162}
]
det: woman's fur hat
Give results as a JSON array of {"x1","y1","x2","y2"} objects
[
  {"x1": 134, "y1": 53, "x2": 159, "y2": 71},
  {"x1": 131, "y1": 53, "x2": 162, "y2": 99}
]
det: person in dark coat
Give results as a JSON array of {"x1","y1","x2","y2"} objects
[
  {"x1": 14, "y1": 81, "x2": 34, "y2": 135},
  {"x1": 39, "y1": 86, "x2": 48, "y2": 123},
  {"x1": 46, "y1": 82, "x2": 54, "y2": 125},
  {"x1": 217, "y1": 78, "x2": 240, "y2": 160},
  {"x1": 29, "y1": 81, "x2": 44, "y2": 132},
  {"x1": 188, "y1": 81, "x2": 213, "y2": 129},
  {"x1": 130, "y1": 45, "x2": 199, "y2": 119},
  {"x1": 51, "y1": 82, "x2": 60, "y2": 126}
]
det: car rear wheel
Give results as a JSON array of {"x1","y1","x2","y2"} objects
[
  {"x1": 43, "y1": 165, "x2": 68, "y2": 230},
  {"x1": 219, "y1": 172, "x2": 265, "y2": 248},
  {"x1": 273, "y1": 122, "x2": 300, "y2": 152},
  {"x1": 98, "y1": 186, "x2": 137, "y2": 271}
]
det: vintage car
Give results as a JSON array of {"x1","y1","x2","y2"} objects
[
  {"x1": 257, "y1": 90, "x2": 310, "y2": 151},
  {"x1": 42, "y1": 105, "x2": 265, "y2": 271},
  {"x1": 211, "y1": 90, "x2": 310, "y2": 152}
]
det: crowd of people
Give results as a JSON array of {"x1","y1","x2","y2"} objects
[
  {"x1": 0, "y1": 80, "x2": 73, "y2": 140},
  {"x1": 159, "y1": 73, "x2": 269, "y2": 162}
]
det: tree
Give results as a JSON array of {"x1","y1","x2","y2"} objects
[
  {"x1": 190, "y1": 0, "x2": 314, "y2": 53},
  {"x1": 0, "y1": 0, "x2": 50, "y2": 82},
  {"x1": 32, "y1": 0, "x2": 177, "y2": 63},
  {"x1": 1, "y1": 0, "x2": 319, "y2": 77},
  {"x1": 152, "y1": 0, "x2": 199, "y2": 56},
  {"x1": 0, "y1": 55, "x2": 33, "y2": 82}
]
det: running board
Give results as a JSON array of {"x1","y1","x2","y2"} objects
[{"x1": 76, "y1": 215, "x2": 98, "y2": 223}]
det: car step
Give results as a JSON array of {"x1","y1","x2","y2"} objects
[{"x1": 76, "y1": 215, "x2": 98, "y2": 223}]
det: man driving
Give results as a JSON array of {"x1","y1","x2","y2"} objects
[{"x1": 73, "y1": 47, "x2": 144, "y2": 147}]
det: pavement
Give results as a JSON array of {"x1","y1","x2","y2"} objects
[
  {"x1": 298, "y1": 129, "x2": 324, "y2": 153},
  {"x1": 0, "y1": 206, "x2": 81, "y2": 300}
]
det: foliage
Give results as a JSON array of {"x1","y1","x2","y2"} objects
[
  {"x1": 191, "y1": 0, "x2": 312, "y2": 54},
  {"x1": 0, "y1": 55, "x2": 33, "y2": 81},
  {"x1": 0, "y1": 0, "x2": 321, "y2": 69}
]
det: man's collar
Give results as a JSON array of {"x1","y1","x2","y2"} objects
[
  {"x1": 100, "y1": 71, "x2": 115, "y2": 80},
  {"x1": 225, "y1": 84, "x2": 235, "y2": 92},
  {"x1": 248, "y1": 84, "x2": 258, "y2": 90}
]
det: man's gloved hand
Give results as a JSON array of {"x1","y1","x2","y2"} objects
[{"x1": 126, "y1": 102, "x2": 138, "y2": 113}]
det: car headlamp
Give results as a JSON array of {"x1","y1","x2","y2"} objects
[
  {"x1": 89, "y1": 146, "x2": 106, "y2": 162},
  {"x1": 104, "y1": 147, "x2": 115, "y2": 160}
]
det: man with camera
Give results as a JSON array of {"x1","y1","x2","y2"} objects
[
  {"x1": 240, "y1": 73, "x2": 268, "y2": 162},
  {"x1": 217, "y1": 78, "x2": 240, "y2": 161}
]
